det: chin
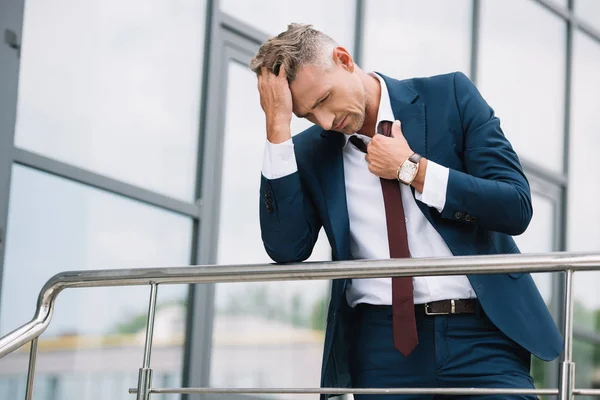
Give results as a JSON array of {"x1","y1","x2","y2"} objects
[{"x1": 354, "y1": 117, "x2": 365, "y2": 133}]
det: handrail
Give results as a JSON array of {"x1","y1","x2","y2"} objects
[
  {"x1": 1, "y1": 251, "x2": 598, "y2": 358},
  {"x1": 1, "y1": 250, "x2": 599, "y2": 399},
  {"x1": 129, "y1": 387, "x2": 562, "y2": 395}
]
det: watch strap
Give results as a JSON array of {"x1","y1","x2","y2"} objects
[{"x1": 408, "y1": 153, "x2": 422, "y2": 164}]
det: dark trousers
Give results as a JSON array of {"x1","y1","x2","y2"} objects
[{"x1": 349, "y1": 304, "x2": 536, "y2": 400}]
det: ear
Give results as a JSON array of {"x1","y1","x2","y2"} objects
[{"x1": 332, "y1": 46, "x2": 355, "y2": 72}]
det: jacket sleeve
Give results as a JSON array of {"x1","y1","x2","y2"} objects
[
  {"x1": 440, "y1": 72, "x2": 533, "y2": 236},
  {"x1": 260, "y1": 171, "x2": 322, "y2": 263}
]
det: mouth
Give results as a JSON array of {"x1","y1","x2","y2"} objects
[{"x1": 335, "y1": 115, "x2": 348, "y2": 131}]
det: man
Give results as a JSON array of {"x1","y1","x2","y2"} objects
[{"x1": 251, "y1": 23, "x2": 563, "y2": 400}]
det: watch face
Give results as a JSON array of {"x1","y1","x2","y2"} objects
[{"x1": 399, "y1": 162, "x2": 418, "y2": 183}]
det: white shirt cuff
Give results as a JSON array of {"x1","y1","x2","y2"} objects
[
  {"x1": 262, "y1": 138, "x2": 298, "y2": 179},
  {"x1": 415, "y1": 161, "x2": 449, "y2": 213}
]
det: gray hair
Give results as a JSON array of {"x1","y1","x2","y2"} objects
[{"x1": 249, "y1": 23, "x2": 338, "y2": 81}]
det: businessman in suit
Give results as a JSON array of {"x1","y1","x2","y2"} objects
[{"x1": 251, "y1": 23, "x2": 563, "y2": 399}]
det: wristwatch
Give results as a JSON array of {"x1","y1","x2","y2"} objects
[{"x1": 397, "y1": 153, "x2": 422, "y2": 185}]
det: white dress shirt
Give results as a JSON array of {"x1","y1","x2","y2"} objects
[{"x1": 262, "y1": 73, "x2": 476, "y2": 306}]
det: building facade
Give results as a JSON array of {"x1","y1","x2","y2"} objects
[{"x1": 0, "y1": 0, "x2": 599, "y2": 399}]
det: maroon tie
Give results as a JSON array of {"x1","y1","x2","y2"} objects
[{"x1": 349, "y1": 121, "x2": 418, "y2": 357}]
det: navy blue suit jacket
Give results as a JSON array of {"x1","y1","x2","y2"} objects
[{"x1": 259, "y1": 72, "x2": 563, "y2": 395}]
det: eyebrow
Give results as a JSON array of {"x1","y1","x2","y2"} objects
[{"x1": 297, "y1": 93, "x2": 328, "y2": 118}]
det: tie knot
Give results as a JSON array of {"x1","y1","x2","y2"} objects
[
  {"x1": 349, "y1": 135, "x2": 368, "y2": 153},
  {"x1": 377, "y1": 120, "x2": 393, "y2": 137}
]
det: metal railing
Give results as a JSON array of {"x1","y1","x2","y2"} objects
[{"x1": 1, "y1": 251, "x2": 600, "y2": 399}]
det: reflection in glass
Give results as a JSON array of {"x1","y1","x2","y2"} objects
[
  {"x1": 14, "y1": 0, "x2": 207, "y2": 201},
  {"x1": 210, "y1": 61, "x2": 331, "y2": 398},
  {"x1": 220, "y1": 0, "x2": 355, "y2": 51},
  {"x1": 0, "y1": 166, "x2": 192, "y2": 400},
  {"x1": 478, "y1": 0, "x2": 565, "y2": 173},
  {"x1": 362, "y1": 0, "x2": 472, "y2": 79}
]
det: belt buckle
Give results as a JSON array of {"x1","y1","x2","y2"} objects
[{"x1": 425, "y1": 299, "x2": 456, "y2": 316}]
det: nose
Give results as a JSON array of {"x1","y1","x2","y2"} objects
[{"x1": 313, "y1": 109, "x2": 335, "y2": 131}]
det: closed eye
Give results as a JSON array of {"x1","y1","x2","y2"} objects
[
  {"x1": 318, "y1": 94, "x2": 330, "y2": 106},
  {"x1": 297, "y1": 93, "x2": 331, "y2": 118}
]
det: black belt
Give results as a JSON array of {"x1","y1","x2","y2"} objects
[
  {"x1": 356, "y1": 299, "x2": 478, "y2": 316},
  {"x1": 416, "y1": 299, "x2": 477, "y2": 315}
]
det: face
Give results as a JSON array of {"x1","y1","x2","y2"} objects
[{"x1": 289, "y1": 48, "x2": 367, "y2": 134}]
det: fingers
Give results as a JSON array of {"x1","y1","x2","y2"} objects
[
  {"x1": 278, "y1": 63, "x2": 287, "y2": 80},
  {"x1": 258, "y1": 65, "x2": 287, "y2": 88},
  {"x1": 390, "y1": 120, "x2": 402, "y2": 138}
]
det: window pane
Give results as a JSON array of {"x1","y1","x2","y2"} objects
[
  {"x1": 512, "y1": 190, "x2": 559, "y2": 389},
  {"x1": 568, "y1": 32, "x2": 600, "y2": 252},
  {"x1": 576, "y1": 0, "x2": 600, "y2": 31},
  {"x1": 573, "y1": 340, "x2": 600, "y2": 394},
  {"x1": 569, "y1": 32, "x2": 600, "y2": 353},
  {"x1": 220, "y1": 0, "x2": 355, "y2": 51},
  {"x1": 362, "y1": 0, "x2": 472, "y2": 79},
  {"x1": 513, "y1": 192, "x2": 556, "y2": 303},
  {"x1": 478, "y1": 0, "x2": 566, "y2": 173},
  {"x1": 0, "y1": 166, "x2": 191, "y2": 400},
  {"x1": 14, "y1": 0, "x2": 207, "y2": 201},
  {"x1": 210, "y1": 61, "x2": 331, "y2": 398}
]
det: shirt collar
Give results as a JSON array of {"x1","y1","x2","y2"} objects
[{"x1": 343, "y1": 72, "x2": 395, "y2": 147}]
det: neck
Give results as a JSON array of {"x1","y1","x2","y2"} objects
[{"x1": 356, "y1": 69, "x2": 381, "y2": 137}]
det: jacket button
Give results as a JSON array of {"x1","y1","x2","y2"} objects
[
  {"x1": 465, "y1": 215, "x2": 472, "y2": 222},
  {"x1": 455, "y1": 212, "x2": 463, "y2": 220}
]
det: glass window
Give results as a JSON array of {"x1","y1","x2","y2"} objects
[
  {"x1": 14, "y1": 0, "x2": 207, "y2": 201},
  {"x1": 576, "y1": 0, "x2": 600, "y2": 31},
  {"x1": 510, "y1": 189, "x2": 559, "y2": 389},
  {"x1": 209, "y1": 61, "x2": 331, "y2": 397},
  {"x1": 0, "y1": 166, "x2": 192, "y2": 400},
  {"x1": 220, "y1": 0, "x2": 355, "y2": 51},
  {"x1": 573, "y1": 340, "x2": 600, "y2": 395},
  {"x1": 568, "y1": 31, "x2": 600, "y2": 252},
  {"x1": 478, "y1": 0, "x2": 566, "y2": 173},
  {"x1": 569, "y1": 31, "x2": 600, "y2": 396},
  {"x1": 513, "y1": 191, "x2": 557, "y2": 303},
  {"x1": 362, "y1": 0, "x2": 472, "y2": 80}
]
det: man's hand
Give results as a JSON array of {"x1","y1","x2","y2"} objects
[
  {"x1": 257, "y1": 65, "x2": 293, "y2": 144},
  {"x1": 366, "y1": 121, "x2": 413, "y2": 179},
  {"x1": 366, "y1": 120, "x2": 427, "y2": 191}
]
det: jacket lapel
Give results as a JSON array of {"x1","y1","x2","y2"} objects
[
  {"x1": 317, "y1": 130, "x2": 350, "y2": 260},
  {"x1": 381, "y1": 73, "x2": 427, "y2": 158},
  {"x1": 380, "y1": 74, "x2": 437, "y2": 228}
]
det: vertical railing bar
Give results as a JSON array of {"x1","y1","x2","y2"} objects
[
  {"x1": 24, "y1": 338, "x2": 38, "y2": 400},
  {"x1": 559, "y1": 269, "x2": 575, "y2": 400},
  {"x1": 142, "y1": 282, "x2": 159, "y2": 368},
  {"x1": 136, "y1": 282, "x2": 159, "y2": 400},
  {"x1": 564, "y1": 269, "x2": 574, "y2": 362}
]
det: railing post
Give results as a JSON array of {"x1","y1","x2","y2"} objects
[
  {"x1": 24, "y1": 337, "x2": 38, "y2": 400},
  {"x1": 559, "y1": 269, "x2": 575, "y2": 400},
  {"x1": 137, "y1": 282, "x2": 159, "y2": 400}
]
